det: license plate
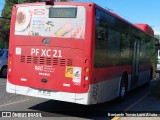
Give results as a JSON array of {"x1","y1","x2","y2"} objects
[{"x1": 38, "y1": 90, "x2": 51, "y2": 96}]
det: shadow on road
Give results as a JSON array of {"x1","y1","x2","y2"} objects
[
  {"x1": 28, "y1": 85, "x2": 149, "y2": 119},
  {"x1": 29, "y1": 99, "x2": 114, "y2": 118}
]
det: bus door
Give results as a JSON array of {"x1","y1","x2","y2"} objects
[
  {"x1": 131, "y1": 38, "x2": 140, "y2": 88},
  {"x1": 157, "y1": 50, "x2": 160, "y2": 72}
]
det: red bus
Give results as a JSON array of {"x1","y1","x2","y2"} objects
[{"x1": 7, "y1": 0, "x2": 156, "y2": 105}]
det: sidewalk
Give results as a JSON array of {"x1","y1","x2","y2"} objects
[{"x1": 119, "y1": 80, "x2": 160, "y2": 120}]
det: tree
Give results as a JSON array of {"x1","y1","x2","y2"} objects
[{"x1": 155, "y1": 35, "x2": 160, "y2": 39}]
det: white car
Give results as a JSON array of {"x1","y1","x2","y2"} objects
[{"x1": 0, "y1": 49, "x2": 8, "y2": 77}]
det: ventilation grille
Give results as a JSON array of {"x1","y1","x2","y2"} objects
[
  {"x1": 27, "y1": 56, "x2": 32, "y2": 63},
  {"x1": 20, "y1": 56, "x2": 73, "y2": 66}
]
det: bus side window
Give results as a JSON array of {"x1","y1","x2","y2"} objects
[
  {"x1": 95, "y1": 9, "x2": 133, "y2": 68},
  {"x1": 95, "y1": 9, "x2": 108, "y2": 68},
  {"x1": 158, "y1": 50, "x2": 160, "y2": 59}
]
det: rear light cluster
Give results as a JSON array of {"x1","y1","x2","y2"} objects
[
  {"x1": 84, "y1": 67, "x2": 89, "y2": 80},
  {"x1": 83, "y1": 59, "x2": 90, "y2": 89},
  {"x1": 8, "y1": 51, "x2": 12, "y2": 78}
]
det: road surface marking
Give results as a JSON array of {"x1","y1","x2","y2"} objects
[
  {"x1": 111, "y1": 92, "x2": 149, "y2": 120},
  {"x1": 0, "y1": 98, "x2": 31, "y2": 108},
  {"x1": 123, "y1": 92, "x2": 149, "y2": 112},
  {"x1": 112, "y1": 116, "x2": 121, "y2": 120}
]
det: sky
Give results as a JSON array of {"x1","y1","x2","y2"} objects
[
  {"x1": 0, "y1": 0, "x2": 160, "y2": 34},
  {"x1": 78, "y1": 0, "x2": 160, "y2": 35},
  {"x1": 0, "y1": 0, "x2": 5, "y2": 17}
]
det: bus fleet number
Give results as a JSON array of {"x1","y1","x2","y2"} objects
[{"x1": 31, "y1": 48, "x2": 62, "y2": 58}]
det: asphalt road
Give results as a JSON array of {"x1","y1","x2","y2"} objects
[
  {"x1": 0, "y1": 78, "x2": 31, "y2": 106},
  {"x1": 0, "y1": 78, "x2": 151, "y2": 120}
]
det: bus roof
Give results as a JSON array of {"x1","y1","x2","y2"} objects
[
  {"x1": 134, "y1": 24, "x2": 154, "y2": 36},
  {"x1": 14, "y1": 1, "x2": 95, "y2": 8}
]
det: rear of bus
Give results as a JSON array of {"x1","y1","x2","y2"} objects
[{"x1": 7, "y1": 1, "x2": 95, "y2": 105}]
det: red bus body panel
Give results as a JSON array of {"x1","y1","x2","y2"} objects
[{"x1": 8, "y1": 2, "x2": 95, "y2": 93}]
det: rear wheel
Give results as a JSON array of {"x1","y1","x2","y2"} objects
[
  {"x1": 1, "y1": 66, "x2": 7, "y2": 78},
  {"x1": 118, "y1": 74, "x2": 128, "y2": 101},
  {"x1": 146, "y1": 68, "x2": 153, "y2": 86},
  {"x1": 150, "y1": 68, "x2": 153, "y2": 80}
]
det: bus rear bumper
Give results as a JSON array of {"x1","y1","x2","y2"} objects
[{"x1": 6, "y1": 80, "x2": 91, "y2": 105}]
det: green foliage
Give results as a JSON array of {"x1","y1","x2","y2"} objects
[
  {"x1": 0, "y1": 41, "x2": 8, "y2": 48},
  {"x1": 155, "y1": 35, "x2": 160, "y2": 39}
]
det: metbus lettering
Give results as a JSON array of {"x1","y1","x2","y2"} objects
[{"x1": 31, "y1": 48, "x2": 62, "y2": 57}]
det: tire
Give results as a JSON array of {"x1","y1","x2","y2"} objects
[
  {"x1": 1, "y1": 66, "x2": 7, "y2": 78},
  {"x1": 118, "y1": 75, "x2": 128, "y2": 101},
  {"x1": 146, "y1": 68, "x2": 153, "y2": 86},
  {"x1": 149, "y1": 68, "x2": 153, "y2": 81}
]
